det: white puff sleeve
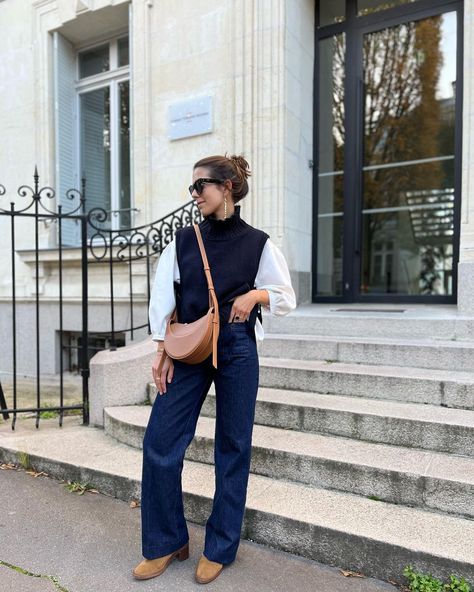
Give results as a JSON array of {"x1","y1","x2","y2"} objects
[
  {"x1": 254, "y1": 239, "x2": 296, "y2": 341},
  {"x1": 148, "y1": 239, "x2": 180, "y2": 341}
]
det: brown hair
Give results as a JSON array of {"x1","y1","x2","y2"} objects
[{"x1": 193, "y1": 153, "x2": 252, "y2": 203}]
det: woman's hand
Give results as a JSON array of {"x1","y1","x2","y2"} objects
[
  {"x1": 228, "y1": 290, "x2": 259, "y2": 323},
  {"x1": 152, "y1": 352, "x2": 174, "y2": 395}
]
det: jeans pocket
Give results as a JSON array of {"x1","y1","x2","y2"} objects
[{"x1": 231, "y1": 329, "x2": 251, "y2": 356}]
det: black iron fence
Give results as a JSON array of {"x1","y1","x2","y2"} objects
[{"x1": 0, "y1": 168, "x2": 201, "y2": 429}]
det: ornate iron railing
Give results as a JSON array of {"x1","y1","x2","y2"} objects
[
  {"x1": 0, "y1": 168, "x2": 201, "y2": 428},
  {"x1": 86, "y1": 198, "x2": 202, "y2": 348}
]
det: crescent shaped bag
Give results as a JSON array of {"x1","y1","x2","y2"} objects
[{"x1": 156, "y1": 223, "x2": 220, "y2": 375}]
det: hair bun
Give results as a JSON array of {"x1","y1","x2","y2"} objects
[
  {"x1": 194, "y1": 153, "x2": 251, "y2": 203},
  {"x1": 227, "y1": 153, "x2": 252, "y2": 179}
]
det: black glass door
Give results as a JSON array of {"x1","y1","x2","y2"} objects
[{"x1": 313, "y1": 0, "x2": 462, "y2": 302}]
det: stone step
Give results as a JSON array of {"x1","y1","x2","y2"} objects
[
  {"x1": 104, "y1": 406, "x2": 474, "y2": 519},
  {"x1": 147, "y1": 382, "x2": 474, "y2": 456},
  {"x1": 262, "y1": 305, "x2": 474, "y2": 340},
  {"x1": 257, "y1": 357, "x2": 474, "y2": 409},
  {"x1": 0, "y1": 417, "x2": 472, "y2": 586},
  {"x1": 257, "y1": 333, "x2": 474, "y2": 371},
  {"x1": 191, "y1": 385, "x2": 474, "y2": 457}
]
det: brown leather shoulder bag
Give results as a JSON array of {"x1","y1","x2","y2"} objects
[{"x1": 156, "y1": 224, "x2": 220, "y2": 375}]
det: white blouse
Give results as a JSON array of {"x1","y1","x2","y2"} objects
[{"x1": 148, "y1": 237, "x2": 296, "y2": 342}]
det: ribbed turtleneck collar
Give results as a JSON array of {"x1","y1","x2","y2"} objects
[{"x1": 200, "y1": 204, "x2": 249, "y2": 240}]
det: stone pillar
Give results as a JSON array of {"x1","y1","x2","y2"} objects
[
  {"x1": 230, "y1": 0, "x2": 286, "y2": 240},
  {"x1": 458, "y1": 0, "x2": 474, "y2": 314},
  {"x1": 231, "y1": 0, "x2": 314, "y2": 304}
]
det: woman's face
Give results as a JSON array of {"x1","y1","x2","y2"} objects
[{"x1": 191, "y1": 166, "x2": 232, "y2": 218}]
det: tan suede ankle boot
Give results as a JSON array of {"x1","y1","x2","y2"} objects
[
  {"x1": 132, "y1": 542, "x2": 189, "y2": 580},
  {"x1": 194, "y1": 554, "x2": 224, "y2": 584}
]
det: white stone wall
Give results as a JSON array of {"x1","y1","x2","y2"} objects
[
  {"x1": 0, "y1": 0, "x2": 47, "y2": 303},
  {"x1": 458, "y1": 0, "x2": 474, "y2": 313},
  {"x1": 284, "y1": 0, "x2": 314, "y2": 301}
]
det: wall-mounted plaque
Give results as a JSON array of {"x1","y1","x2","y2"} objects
[{"x1": 168, "y1": 95, "x2": 213, "y2": 140}]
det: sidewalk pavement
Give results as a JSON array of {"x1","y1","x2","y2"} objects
[{"x1": 0, "y1": 463, "x2": 401, "y2": 592}]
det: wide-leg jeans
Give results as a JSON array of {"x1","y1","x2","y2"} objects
[{"x1": 140, "y1": 320, "x2": 259, "y2": 565}]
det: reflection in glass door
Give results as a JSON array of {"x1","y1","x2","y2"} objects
[
  {"x1": 360, "y1": 12, "x2": 457, "y2": 296},
  {"x1": 317, "y1": 34, "x2": 345, "y2": 297}
]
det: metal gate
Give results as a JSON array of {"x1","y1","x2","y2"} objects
[{"x1": 0, "y1": 168, "x2": 200, "y2": 429}]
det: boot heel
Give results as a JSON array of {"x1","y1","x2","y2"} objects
[{"x1": 176, "y1": 543, "x2": 189, "y2": 561}]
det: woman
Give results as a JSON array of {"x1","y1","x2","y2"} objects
[{"x1": 133, "y1": 154, "x2": 296, "y2": 584}]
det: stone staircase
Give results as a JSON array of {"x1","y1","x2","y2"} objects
[{"x1": 103, "y1": 306, "x2": 474, "y2": 586}]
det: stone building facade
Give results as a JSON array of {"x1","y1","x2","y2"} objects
[{"x1": 0, "y1": 0, "x2": 473, "y2": 375}]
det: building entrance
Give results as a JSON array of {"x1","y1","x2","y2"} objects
[{"x1": 313, "y1": 0, "x2": 463, "y2": 303}]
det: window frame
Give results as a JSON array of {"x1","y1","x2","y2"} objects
[
  {"x1": 75, "y1": 33, "x2": 132, "y2": 233},
  {"x1": 313, "y1": 0, "x2": 464, "y2": 303}
]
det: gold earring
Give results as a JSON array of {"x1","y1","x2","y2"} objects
[{"x1": 224, "y1": 197, "x2": 227, "y2": 219}]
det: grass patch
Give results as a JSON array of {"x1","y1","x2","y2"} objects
[
  {"x1": 0, "y1": 559, "x2": 70, "y2": 591},
  {"x1": 63, "y1": 480, "x2": 98, "y2": 495},
  {"x1": 403, "y1": 565, "x2": 471, "y2": 592}
]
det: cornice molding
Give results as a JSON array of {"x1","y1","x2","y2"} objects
[{"x1": 76, "y1": 0, "x2": 91, "y2": 15}]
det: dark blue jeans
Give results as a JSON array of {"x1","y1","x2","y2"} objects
[{"x1": 140, "y1": 320, "x2": 259, "y2": 565}]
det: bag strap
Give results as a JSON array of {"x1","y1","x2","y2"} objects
[
  {"x1": 193, "y1": 224, "x2": 214, "y2": 293},
  {"x1": 166, "y1": 223, "x2": 211, "y2": 325},
  {"x1": 193, "y1": 224, "x2": 220, "y2": 368}
]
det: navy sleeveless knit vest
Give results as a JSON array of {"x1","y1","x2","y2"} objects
[{"x1": 174, "y1": 205, "x2": 269, "y2": 332}]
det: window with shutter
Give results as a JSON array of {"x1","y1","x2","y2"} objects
[{"x1": 53, "y1": 28, "x2": 131, "y2": 245}]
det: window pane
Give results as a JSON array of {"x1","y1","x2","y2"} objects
[
  {"x1": 319, "y1": 1, "x2": 345, "y2": 26},
  {"x1": 360, "y1": 12, "x2": 457, "y2": 296},
  {"x1": 80, "y1": 87, "x2": 111, "y2": 227},
  {"x1": 317, "y1": 34, "x2": 345, "y2": 296},
  {"x1": 79, "y1": 43, "x2": 109, "y2": 78},
  {"x1": 118, "y1": 36, "x2": 129, "y2": 67},
  {"x1": 118, "y1": 81, "x2": 131, "y2": 229},
  {"x1": 358, "y1": 0, "x2": 418, "y2": 17}
]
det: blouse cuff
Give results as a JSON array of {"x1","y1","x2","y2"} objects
[
  {"x1": 254, "y1": 318, "x2": 265, "y2": 341},
  {"x1": 262, "y1": 285, "x2": 297, "y2": 316}
]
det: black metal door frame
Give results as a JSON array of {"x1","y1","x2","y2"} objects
[{"x1": 312, "y1": 0, "x2": 463, "y2": 303}]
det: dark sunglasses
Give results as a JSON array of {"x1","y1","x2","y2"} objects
[{"x1": 188, "y1": 177, "x2": 224, "y2": 196}]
